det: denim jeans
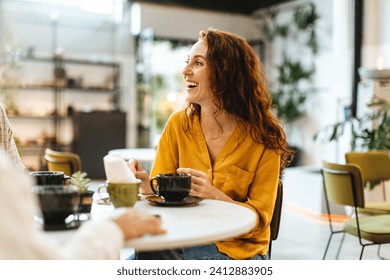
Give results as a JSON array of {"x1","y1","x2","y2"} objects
[{"x1": 129, "y1": 244, "x2": 268, "y2": 260}]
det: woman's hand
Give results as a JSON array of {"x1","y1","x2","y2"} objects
[
  {"x1": 127, "y1": 159, "x2": 153, "y2": 195},
  {"x1": 177, "y1": 168, "x2": 234, "y2": 203},
  {"x1": 112, "y1": 209, "x2": 166, "y2": 239}
]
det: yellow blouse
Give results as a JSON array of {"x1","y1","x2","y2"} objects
[{"x1": 151, "y1": 110, "x2": 280, "y2": 259}]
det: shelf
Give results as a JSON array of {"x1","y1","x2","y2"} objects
[
  {"x1": 22, "y1": 56, "x2": 120, "y2": 68},
  {"x1": 9, "y1": 114, "x2": 70, "y2": 120},
  {"x1": 16, "y1": 53, "x2": 121, "y2": 168},
  {"x1": 20, "y1": 144, "x2": 71, "y2": 155},
  {"x1": 17, "y1": 85, "x2": 117, "y2": 93}
]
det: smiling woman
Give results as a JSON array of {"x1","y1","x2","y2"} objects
[{"x1": 128, "y1": 27, "x2": 294, "y2": 260}]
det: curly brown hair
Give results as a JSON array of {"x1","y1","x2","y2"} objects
[{"x1": 184, "y1": 27, "x2": 294, "y2": 171}]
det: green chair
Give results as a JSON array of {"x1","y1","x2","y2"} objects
[
  {"x1": 345, "y1": 150, "x2": 390, "y2": 215},
  {"x1": 321, "y1": 160, "x2": 390, "y2": 260},
  {"x1": 44, "y1": 148, "x2": 82, "y2": 176}
]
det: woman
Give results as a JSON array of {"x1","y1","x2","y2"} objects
[{"x1": 129, "y1": 27, "x2": 293, "y2": 260}]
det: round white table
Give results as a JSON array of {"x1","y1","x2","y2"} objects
[{"x1": 93, "y1": 198, "x2": 257, "y2": 251}]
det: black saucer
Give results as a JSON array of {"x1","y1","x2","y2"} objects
[
  {"x1": 146, "y1": 195, "x2": 199, "y2": 207},
  {"x1": 43, "y1": 220, "x2": 81, "y2": 231},
  {"x1": 36, "y1": 216, "x2": 81, "y2": 231}
]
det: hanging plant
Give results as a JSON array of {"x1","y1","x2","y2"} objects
[
  {"x1": 256, "y1": 2, "x2": 320, "y2": 125},
  {"x1": 293, "y1": 3, "x2": 319, "y2": 54}
]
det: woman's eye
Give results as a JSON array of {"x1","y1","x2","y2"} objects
[
  {"x1": 184, "y1": 59, "x2": 189, "y2": 64},
  {"x1": 195, "y1": 61, "x2": 202, "y2": 66}
]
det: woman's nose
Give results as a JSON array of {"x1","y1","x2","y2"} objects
[{"x1": 182, "y1": 64, "x2": 191, "y2": 75}]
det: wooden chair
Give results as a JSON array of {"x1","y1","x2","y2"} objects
[
  {"x1": 44, "y1": 148, "x2": 82, "y2": 176},
  {"x1": 268, "y1": 180, "x2": 283, "y2": 259},
  {"x1": 345, "y1": 150, "x2": 390, "y2": 214},
  {"x1": 321, "y1": 160, "x2": 390, "y2": 260}
]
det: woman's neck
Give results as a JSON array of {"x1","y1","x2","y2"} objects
[{"x1": 200, "y1": 109, "x2": 237, "y2": 140}]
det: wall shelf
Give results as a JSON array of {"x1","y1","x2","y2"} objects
[{"x1": 11, "y1": 55, "x2": 121, "y2": 170}]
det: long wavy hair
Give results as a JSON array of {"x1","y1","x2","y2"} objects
[{"x1": 184, "y1": 27, "x2": 294, "y2": 171}]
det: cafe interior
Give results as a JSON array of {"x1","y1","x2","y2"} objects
[{"x1": 1, "y1": 0, "x2": 390, "y2": 260}]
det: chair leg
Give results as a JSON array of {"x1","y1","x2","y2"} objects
[
  {"x1": 377, "y1": 245, "x2": 389, "y2": 260},
  {"x1": 322, "y1": 233, "x2": 334, "y2": 260},
  {"x1": 323, "y1": 230, "x2": 345, "y2": 260},
  {"x1": 335, "y1": 232, "x2": 346, "y2": 259},
  {"x1": 268, "y1": 241, "x2": 272, "y2": 260},
  {"x1": 359, "y1": 244, "x2": 366, "y2": 260}
]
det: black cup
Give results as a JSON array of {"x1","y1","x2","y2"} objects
[
  {"x1": 150, "y1": 173, "x2": 191, "y2": 201},
  {"x1": 29, "y1": 171, "x2": 68, "y2": 186},
  {"x1": 32, "y1": 186, "x2": 80, "y2": 227}
]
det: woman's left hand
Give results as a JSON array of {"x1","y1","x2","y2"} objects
[{"x1": 177, "y1": 168, "x2": 234, "y2": 203}]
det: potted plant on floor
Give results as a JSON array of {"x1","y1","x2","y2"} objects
[{"x1": 70, "y1": 171, "x2": 94, "y2": 215}]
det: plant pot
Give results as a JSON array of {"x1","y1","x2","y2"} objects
[{"x1": 78, "y1": 190, "x2": 94, "y2": 214}]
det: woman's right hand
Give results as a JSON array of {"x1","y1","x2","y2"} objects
[{"x1": 127, "y1": 159, "x2": 153, "y2": 194}]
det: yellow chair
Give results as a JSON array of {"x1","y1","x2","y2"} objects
[
  {"x1": 268, "y1": 180, "x2": 283, "y2": 259},
  {"x1": 44, "y1": 148, "x2": 82, "y2": 176},
  {"x1": 345, "y1": 150, "x2": 390, "y2": 214},
  {"x1": 321, "y1": 160, "x2": 390, "y2": 260}
]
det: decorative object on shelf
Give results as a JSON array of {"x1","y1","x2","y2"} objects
[
  {"x1": 256, "y1": 2, "x2": 320, "y2": 166},
  {"x1": 70, "y1": 171, "x2": 94, "y2": 214},
  {"x1": 15, "y1": 56, "x2": 121, "y2": 159}
]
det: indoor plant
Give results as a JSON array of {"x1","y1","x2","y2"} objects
[
  {"x1": 257, "y1": 3, "x2": 320, "y2": 166},
  {"x1": 70, "y1": 171, "x2": 94, "y2": 215},
  {"x1": 313, "y1": 97, "x2": 390, "y2": 151}
]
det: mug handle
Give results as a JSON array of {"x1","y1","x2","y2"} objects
[
  {"x1": 97, "y1": 184, "x2": 110, "y2": 204},
  {"x1": 150, "y1": 177, "x2": 158, "y2": 195}
]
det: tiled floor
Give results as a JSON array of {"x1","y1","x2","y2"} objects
[{"x1": 109, "y1": 166, "x2": 390, "y2": 260}]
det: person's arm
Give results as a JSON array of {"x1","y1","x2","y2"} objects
[{"x1": 0, "y1": 153, "x2": 164, "y2": 260}]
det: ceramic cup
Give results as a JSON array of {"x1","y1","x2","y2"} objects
[
  {"x1": 32, "y1": 185, "x2": 80, "y2": 227},
  {"x1": 29, "y1": 171, "x2": 69, "y2": 186},
  {"x1": 98, "y1": 181, "x2": 141, "y2": 208},
  {"x1": 150, "y1": 173, "x2": 191, "y2": 202}
]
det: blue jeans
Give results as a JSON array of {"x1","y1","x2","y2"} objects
[{"x1": 129, "y1": 244, "x2": 268, "y2": 260}]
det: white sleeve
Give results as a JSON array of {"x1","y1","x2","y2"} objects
[
  {"x1": 0, "y1": 152, "x2": 124, "y2": 260},
  {"x1": 55, "y1": 220, "x2": 124, "y2": 260}
]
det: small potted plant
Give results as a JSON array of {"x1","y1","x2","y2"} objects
[{"x1": 70, "y1": 171, "x2": 94, "y2": 215}]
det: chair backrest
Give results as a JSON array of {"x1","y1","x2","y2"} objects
[
  {"x1": 270, "y1": 180, "x2": 283, "y2": 242},
  {"x1": 345, "y1": 150, "x2": 390, "y2": 186},
  {"x1": 44, "y1": 148, "x2": 82, "y2": 176},
  {"x1": 268, "y1": 180, "x2": 283, "y2": 259},
  {"x1": 321, "y1": 160, "x2": 365, "y2": 208}
]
